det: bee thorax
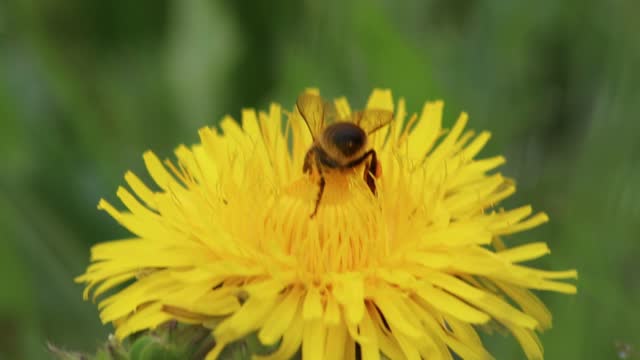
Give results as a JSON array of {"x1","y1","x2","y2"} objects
[{"x1": 321, "y1": 122, "x2": 367, "y2": 160}]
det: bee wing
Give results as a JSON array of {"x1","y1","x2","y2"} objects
[
  {"x1": 296, "y1": 93, "x2": 325, "y2": 140},
  {"x1": 354, "y1": 109, "x2": 394, "y2": 135},
  {"x1": 323, "y1": 100, "x2": 340, "y2": 124}
]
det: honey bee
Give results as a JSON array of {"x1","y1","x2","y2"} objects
[{"x1": 296, "y1": 92, "x2": 393, "y2": 218}]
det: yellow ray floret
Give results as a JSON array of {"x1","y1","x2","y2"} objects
[{"x1": 77, "y1": 89, "x2": 577, "y2": 360}]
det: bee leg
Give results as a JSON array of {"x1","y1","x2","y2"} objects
[
  {"x1": 364, "y1": 150, "x2": 379, "y2": 195},
  {"x1": 310, "y1": 175, "x2": 325, "y2": 218},
  {"x1": 310, "y1": 157, "x2": 326, "y2": 218},
  {"x1": 302, "y1": 149, "x2": 313, "y2": 174}
]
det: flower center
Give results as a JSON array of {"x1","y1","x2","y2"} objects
[{"x1": 260, "y1": 172, "x2": 387, "y2": 274}]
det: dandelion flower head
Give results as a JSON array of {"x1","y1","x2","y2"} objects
[{"x1": 78, "y1": 89, "x2": 577, "y2": 360}]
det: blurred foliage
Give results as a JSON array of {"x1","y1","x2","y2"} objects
[
  {"x1": 49, "y1": 323, "x2": 216, "y2": 360},
  {"x1": 1, "y1": 0, "x2": 639, "y2": 359}
]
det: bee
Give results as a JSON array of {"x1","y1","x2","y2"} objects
[{"x1": 296, "y1": 92, "x2": 393, "y2": 218}]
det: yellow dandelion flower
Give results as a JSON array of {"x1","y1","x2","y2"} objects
[{"x1": 77, "y1": 89, "x2": 577, "y2": 360}]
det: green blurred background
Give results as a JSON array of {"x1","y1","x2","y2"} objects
[{"x1": 1, "y1": 0, "x2": 639, "y2": 359}]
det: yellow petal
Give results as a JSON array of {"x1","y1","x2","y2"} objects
[
  {"x1": 358, "y1": 308, "x2": 380, "y2": 360},
  {"x1": 302, "y1": 287, "x2": 323, "y2": 320},
  {"x1": 366, "y1": 89, "x2": 394, "y2": 111},
  {"x1": 373, "y1": 287, "x2": 423, "y2": 339},
  {"x1": 213, "y1": 295, "x2": 278, "y2": 343},
  {"x1": 504, "y1": 324, "x2": 543, "y2": 360},
  {"x1": 495, "y1": 281, "x2": 552, "y2": 330},
  {"x1": 334, "y1": 97, "x2": 351, "y2": 119},
  {"x1": 143, "y1": 151, "x2": 181, "y2": 191},
  {"x1": 323, "y1": 294, "x2": 341, "y2": 326},
  {"x1": 302, "y1": 319, "x2": 326, "y2": 360},
  {"x1": 324, "y1": 324, "x2": 348, "y2": 360},
  {"x1": 407, "y1": 100, "x2": 443, "y2": 161},
  {"x1": 258, "y1": 289, "x2": 303, "y2": 344},
  {"x1": 253, "y1": 307, "x2": 304, "y2": 360},
  {"x1": 497, "y1": 242, "x2": 550, "y2": 263},
  {"x1": 124, "y1": 171, "x2": 157, "y2": 209},
  {"x1": 415, "y1": 284, "x2": 490, "y2": 324},
  {"x1": 333, "y1": 273, "x2": 365, "y2": 325}
]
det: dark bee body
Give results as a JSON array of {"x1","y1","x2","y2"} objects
[
  {"x1": 304, "y1": 122, "x2": 371, "y2": 169},
  {"x1": 296, "y1": 92, "x2": 392, "y2": 218},
  {"x1": 322, "y1": 122, "x2": 367, "y2": 159},
  {"x1": 302, "y1": 122, "x2": 381, "y2": 217}
]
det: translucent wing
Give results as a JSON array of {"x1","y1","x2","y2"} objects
[
  {"x1": 322, "y1": 100, "x2": 339, "y2": 124},
  {"x1": 354, "y1": 109, "x2": 394, "y2": 135},
  {"x1": 296, "y1": 93, "x2": 325, "y2": 140}
]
